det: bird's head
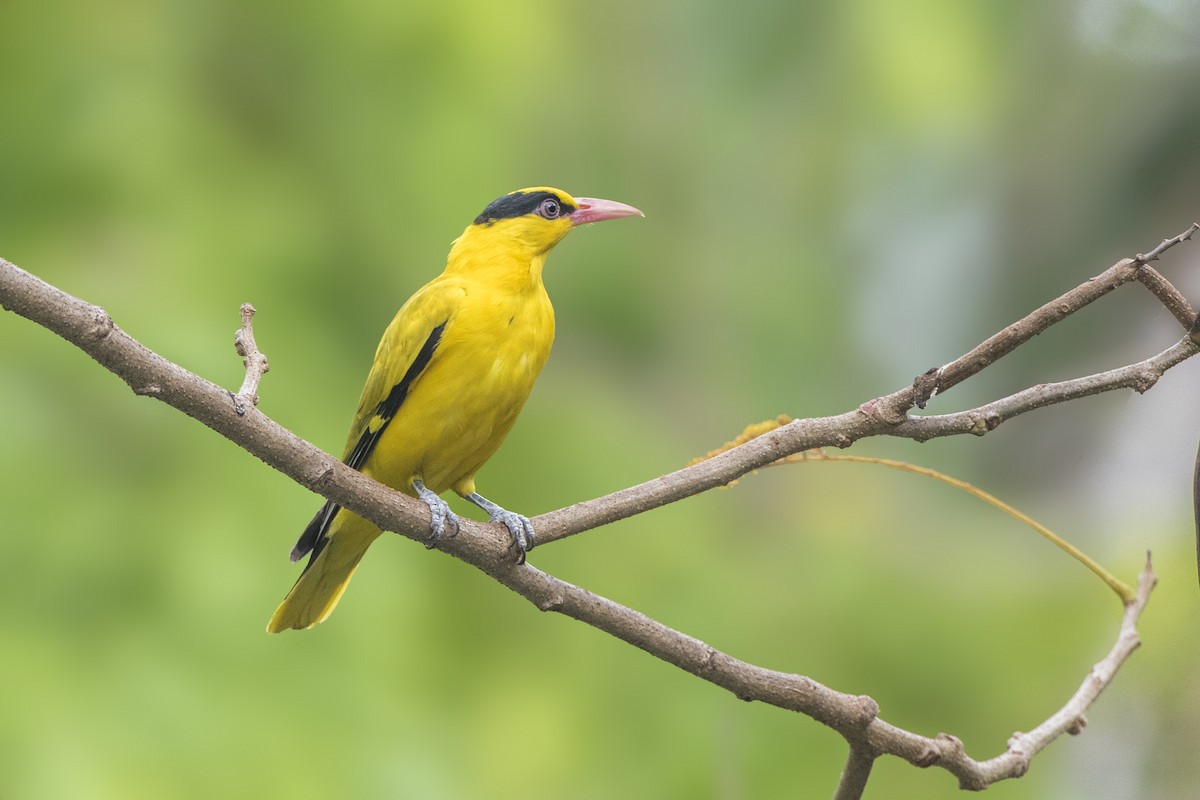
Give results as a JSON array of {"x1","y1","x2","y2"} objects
[{"x1": 458, "y1": 187, "x2": 643, "y2": 261}]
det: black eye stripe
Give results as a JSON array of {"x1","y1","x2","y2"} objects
[{"x1": 473, "y1": 191, "x2": 576, "y2": 225}]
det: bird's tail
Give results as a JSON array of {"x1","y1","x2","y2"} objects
[{"x1": 267, "y1": 512, "x2": 382, "y2": 633}]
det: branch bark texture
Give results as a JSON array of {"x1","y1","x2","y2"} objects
[{"x1": 1, "y1": 223, "x2": 1194, "y2": 798}]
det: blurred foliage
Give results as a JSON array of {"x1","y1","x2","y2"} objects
[{"x1": 3, "y1": 1, "x2": 1200, "y2": 798}]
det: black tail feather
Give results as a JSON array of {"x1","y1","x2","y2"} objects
[{"x1": 291, "y1": 500, "x2": 339, "y2": 567}]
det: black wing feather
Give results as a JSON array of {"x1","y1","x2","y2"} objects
[{"x1": 289, "y1": 321, "x2": 447, "y2": 567}]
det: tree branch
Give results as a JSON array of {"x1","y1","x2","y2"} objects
[
  {"x1": 532, "y1": 225, "x2": 1200, "y2": 547},
  {"x1": 0, "y1": 256, "x2": 458, "y2": 553},
  {"x1": 833, "y1": 745, "x2": 878, "y2": 800},
  {"x1": 1136, "y1": 264, "x2": 1195, "y2": 330},
  {"x1": 0, "y1": 224, "x2": 1192, "y2": 796},
  {"x1": 889, "y1": 336, "x2": 1200, "y2": 442}
]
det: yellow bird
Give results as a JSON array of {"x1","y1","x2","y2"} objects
[{"x1": 268, "y1": 187, "x2": 642, "y2": 632}]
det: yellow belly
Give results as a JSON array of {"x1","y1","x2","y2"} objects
[{"x1": 362, "y1": 286, "x2": 554, "y2": 498}]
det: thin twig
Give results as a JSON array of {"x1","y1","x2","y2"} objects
[
  {"x1": 926, "y1": 555, "x2": 1156, "y2": 788},
  {"x1": 774, "y1": 452, "x2": 1135, "y2": 602},
  {"x1": 891, "y1": 336, "x2": 1200, "y2": 442},
  {"x1": 906, "y1": 221, "x2": 1198, "y2": 408},
  {"x1": 919, "y1": 260, "x2": 1140, "y2": 402},
  {"x1": 1133, "y1": 222, "x2": 1198, "y2": 263},
  {"x1": 1193, "y1": 438, "x2": 1200, "y2": 589},
  {"x1": 232, "y1": 303, "x2": 269, "y2": 416}
]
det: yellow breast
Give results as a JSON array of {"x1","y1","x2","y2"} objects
[{"x1": 364, "y1": 275, "x2": 555, "y2": 497}]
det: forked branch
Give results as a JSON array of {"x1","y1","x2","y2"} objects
[
  {"x1": 531, "y1": 223, "x2": 1200, "y2": 546},
  {"x1": 0, "y1": 223, "x2": 1195, "y2": 798}
]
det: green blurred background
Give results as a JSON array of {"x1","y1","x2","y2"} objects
[{"x1": 3, "y1": 1, "x2": 1199, "y2": 797}]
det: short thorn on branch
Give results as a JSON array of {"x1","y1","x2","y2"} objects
[{"x1": 232, "y1": 303, "x2": 269, "y2": 416}]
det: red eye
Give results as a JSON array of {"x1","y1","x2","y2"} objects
[{"x1": 538, "y1": 198, "x2": 561, "y2": 219}]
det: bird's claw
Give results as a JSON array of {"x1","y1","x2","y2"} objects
[
  {"x1": 490, "y1": 509, "x2": 535, "y2": 564},
  {"x1": 414, "y1": 479, "x2": 459, "y2": 549},
  {"x1": 425, "y1": 503, "x2": 461, "y2": 549},
  {"x1": 464, "y1": 492, "x2": 535, "y2": 564}
]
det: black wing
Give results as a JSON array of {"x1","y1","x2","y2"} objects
[{"x1": 289, "y1": 322, "x2": 447, "y2": 567}]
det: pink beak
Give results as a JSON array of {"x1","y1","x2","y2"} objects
[{"x1": 568, "y1": 197, "x2": 644, "y2": 226}]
